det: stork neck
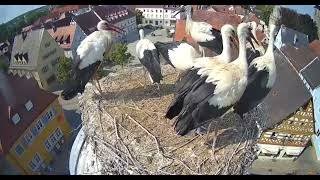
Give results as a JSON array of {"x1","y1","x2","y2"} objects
[
  {"x1": 221, "y1": 36, "x2": 231, "y2": 61},
  {"x1": 265, "y1": 25, "x2": 276, "y2": 55},
  {"x1": 233, "y1": 35, "x2": 248, "y2": 70},
  {"x1": 139, "y1": 30, "x2": 144, "y2": 40}
]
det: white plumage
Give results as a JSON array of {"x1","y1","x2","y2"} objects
[
  {"x1": 250, "y1": 24, "x2": 278, "y2": 88},
  {"x1": 77, "y1": 31, "x2": 114, "y2": 70},
  {"x1": 167, "y1": 43, "x2": 201, "y2": 71},
  {"x1": 136, "y1": 29, "x2": 162, "y2": 84}
]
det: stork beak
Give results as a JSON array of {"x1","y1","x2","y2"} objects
[
  {"x1": 172, "y1": 6, "x2": 184, "y2": 17},
  {"x1": 107, "y1": 23, "x2": 125, "y2": 34},
  {"x1": 247, "y1": 31, "x2": 259, "y2": 50}
]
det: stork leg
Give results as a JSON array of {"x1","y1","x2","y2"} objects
[{"x1": 143, "y1": 67, "x2": 147, "y2": 88}]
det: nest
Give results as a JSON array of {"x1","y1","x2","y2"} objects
[{"x1": 78, "y1": 64, "x2": 262, "y2": 175}]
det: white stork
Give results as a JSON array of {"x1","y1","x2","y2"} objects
[
  {"x1": 61, "y1": 20, "x2": 124, "y2": 100},
  {"x1": 172, "y1": 5, "x2": 222, "y2": 57},
  {"x1": 234, "y1": 23, "x2": 279, "y2": 118},
  {"x1": 136, "y1": 29, "x2": 162, "y2": 91},
  {"x1": 165, "y1": 24, "x2": 239, "y2": 120},
  {"x1": 246, "y1": 21, "x2": 266, "y2": 64},
  {"x1": 154, "y1": 24, "x2": 238, "y2": 73},
  {"x1": 165, "y1": 23, "x2": 257, "y2": 135}
]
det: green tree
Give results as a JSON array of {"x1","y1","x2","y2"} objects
[
  {"x1": 135, "y1": 9, "x2": 144, "y2": 25},
  {"x1": 108, "y1": 43, "x2": 134, "y2": 68},
  {"x1": 279, "y1": 7, "x2": 318, "y2": 42},
  {"x1": 256, "y1": 5, "x2": 274, "y2": 24},
  {"x1": 57, "y1": 56, "x2": 72, "y2": 83}
]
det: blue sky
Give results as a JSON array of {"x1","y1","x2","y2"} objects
[
  {"x1": 0, "y1": 5, "x2": 44, "y2": 24},
  {"x1": 0, "y1": 5, "x2": 316, "y2": 24},
  {"x1": 282, "y1": 5, "x2": 315, "y2": 17}
]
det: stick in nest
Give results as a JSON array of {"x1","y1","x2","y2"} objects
[{"x1": 126, "y1": 114, "x2": 164, "y2": 155}]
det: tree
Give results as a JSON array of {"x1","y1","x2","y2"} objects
[
  {"x1": 108, "y1": 43, "x2": 134, "y2": 68},
  {"x1": 135, "y1": 9, "x2": 144, "y2": 25},
  {"x1": 256, "y1": 5, "x2": 274, "y2": 24},
  {"x1": 279, "y1": 7, "x2": 318, "y2": 42},
  {"x1": 57, "y1": 56, "x2": 72, "y2": 83}
]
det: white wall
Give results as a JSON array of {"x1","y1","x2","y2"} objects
[
  {"x1": 258, "y1": 143, "x2": 305, "y2": 157},
  {"x1": 136, "y1": 7, "x2": 181, "y2": 27}
]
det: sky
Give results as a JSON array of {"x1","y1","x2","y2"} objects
[
  {"x1": 0, "y1": 5, "x2": 316, "y2": 24},
  {"x1": 0, "y1": 5, "x2": 44, "y2": 24},
  {"x1": 283, "y1": 5, "x2": 315, "y2": 17}
]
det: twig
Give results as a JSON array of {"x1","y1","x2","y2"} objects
[
  {"x1": 224, "y1": 128, "x2": 247, "y2": 174},
  {"x1": 126, "y1": 114, "x2": 164, "y2": 155},
  {"x1": 169, "y1": 135, "x2": 199, "y2": 153},
  {"x1": 175, "y1": 158, "x2": 198, "y2": 175}
]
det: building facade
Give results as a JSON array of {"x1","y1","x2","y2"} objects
[
  {"x1": 135, "y1": 5, "x2": 183, "y2": 27},
  {"x1": 314, "y1": 6, "x2": 320, "y2": 40},
  {"x1": 274, "y1": 25, "x2": 309, "y2": 49},
  {"x1": 8, "y1": 28, "x2": 65, "y2": 92},
  {"x1": 47, "y1": 22, "x2": 86, "y2": 59},
  {"x1": 74, "y1": 6, "x2": 137, "y2": 43},
  {"x1": 0, "y1": 72, "x2": 72, "y2": 174}
]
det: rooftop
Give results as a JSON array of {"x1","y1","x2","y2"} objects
[
  {"x1": 280, "y1": 44, "x2": 318, "y2": 72},
  {"x1": 309, "y1": 40, "x2": 320, "y2": 57},
  {"x1": 47, "y1": 24, "x2": 76, "y2": 50},
  {"x1": 10, "y1": 29, "x2": 45, "y2": 69},
  {"x1": 0, "y1": 72, "x2": 58, "y2": 154},
  {"x1": 261, "y1": 49, "x2": 311, "y2": 129}
]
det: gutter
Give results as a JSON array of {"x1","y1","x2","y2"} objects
[{"x1": 69, "y1": 126, "x2": 86, "y2": 175}]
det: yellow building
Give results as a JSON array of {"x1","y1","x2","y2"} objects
[
  {"x1": 8, "y1": 28, "x2": 65, "y2": 92},
  {"x1": 0, "y1": 72, "x2": 71, "y2": 175}
]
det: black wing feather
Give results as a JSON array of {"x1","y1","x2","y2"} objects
[
  {"x1": 139, "y1": 49, "x2": 163, "y2": 83},
  {"x1": 234, "y1": 65, "x2": 271, "y2": 117},
  {"x1": 174, "y1": 75, "x2": 231, "y2": 136}
]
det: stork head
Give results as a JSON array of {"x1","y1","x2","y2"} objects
[
  {"x1": 221, "y1": 24, "x2": 238, "y2": 48},
  {"x1": 97, "y1": 20, "x2": 124, "y2": 33},
  {"x1": 237, "y1": 23, "x2": 259, "y2": 50},
  {"x1": 172, "y1": 5, "x2": 193, "y2": 18}
]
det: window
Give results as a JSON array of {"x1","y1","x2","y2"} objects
[
  {"x1": 49, "y1": 134, "x2": 57, "y2": 145},
  {"x1": 143, "y1": 9, "x2": 145, "y2": 12},
  {"x1": 23, "y1": 131, "x2": 34, "y2": 146},
  {"x1": 15, "y1": 144, "x2": 24, "y2": 156},
  {"x1": 156, "y1": 10, "x2": 157, "y2": 12},
  {"x1": 25, "y1": 100, "x2": 33, "y2": 111},
  {"x1": 29, "y1": 153, "x2": 42, "y2": 172},
  {"x1": 12, "y1": 113, "x2": 21, "y2": 125},
  {"x1": 160, "y1": 21, "x2": 162, "y2": 23},
  {"x1": 42, "y1": 65, "x2": 48, "y2": 73},
  {"x1": 31, "y1": 120, "x2": 44, "y2": 136},
  {"x1": 54, "y1": 128, "x2": 63, "y2": 139},
  {"x1": 44, "y1": 140, "x2": 52, "y2": 151},
  {"x1": 160, "y1": 10, "x2": 162, "y2": 13},
  {"x1": 41, "y1": 107, "x2": 56, "y2": 125},
  {"x1": 165, "y1": 10, "x2": 168, "y2": 13},
  {"x1": 46, "y1": 75, "x2": 56, "y2": 85}
]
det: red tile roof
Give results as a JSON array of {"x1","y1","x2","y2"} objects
[
  {"x1": 0, "y1": 72, "x2": 58, "y2": 154},
  {"x1": 47, "y1": 24, "x2": 76, "y2": 50},
  {"x1": 309, "y1": 40, "x2": 320, "y2": 57},
  {"x1": 51, "y1": 5, "x2": 89, "y2": 15}
]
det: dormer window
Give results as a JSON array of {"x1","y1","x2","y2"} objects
[
  {"x1": 25, "y1": 100, "x2": 33, "y2": 111},
  {"x1": 12, "y1": 113, "x2": 21, "y2": 125}
]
